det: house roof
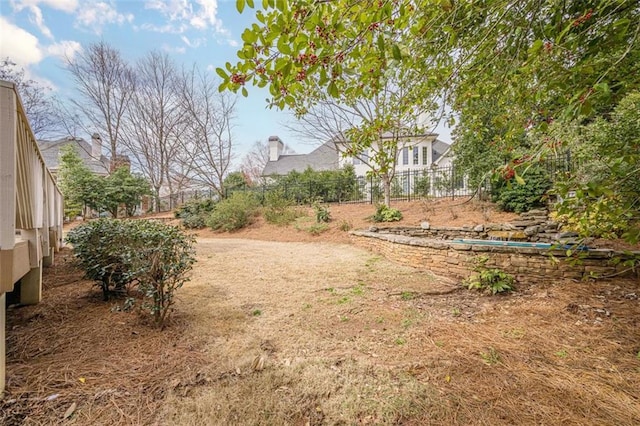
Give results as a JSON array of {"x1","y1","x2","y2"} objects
[
  {"x1": 262, "y1": 135, "x2": 451, "y2": 176},
  {"x1": 262, "y1": 141, "x2": 340, "y2": 176},
  {"x1": 38, "y1": 137, "x2": 110, "y2": 176},
  {"x1": 432, "y1": 139, "x2": 450, "y2": 162}
]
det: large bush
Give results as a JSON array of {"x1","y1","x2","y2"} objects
[
  {"x1": 268, "y1": 165, "x2": 360, "y2": 203},
  {"x1": 492, "y1": 166, "x2": 551, "y2": 213},
  {"x1": 66, "y1": 219, "x2": 196, "y2": 328},
  {"x1": 175, "y1": 198, "x2": 217, "y2": 229},
  {"x1": 551, "y1": 92, "x2": 640, "y2": 242},
  {"x1": 206, "y1": 191, "x2": 260, "y2": 231},
  {"x1": 262, "y1": 189, "x2": 306, "y2": 226}
]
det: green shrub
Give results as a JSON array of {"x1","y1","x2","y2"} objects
[
  {"x1": 206, "y1": 191, "x2": 260, "y2": 231},
  {"x1": 313, "y1": 202, "x2": 331, "y2": 223},
  {"x1": 492, "y1": 166, "x2": 551, "y2": 213},
  {"x1": 338, "y1": 220, "x2": 352, "y2": 231},
  {"x1": 66, "y1": 219, "x2": 196, "y2": 328},
  {"x1": 65, "y1": 219, "x2": 131, "y2": 300},
  {"x1": 267, "y1": 165, "x2": 360, "y2": 203},
  {"x1": 371, "y1": 204, "x2": 403, "y2": 222},
  {"x1": 413, "y1": 175, "x2": 431, "y2": 197},
  {"x1": 465, "y1": 256, "x2": 515, "y2": 295},
  {"x1": 174, "y1": 198, "x2": 216, "y2": 218},
  {"x1": 263, "y1": 190, "x2": 306, "y2": 226},
  {"x1": 175, "y1": 198, "x2": 217, "y2": 229}
]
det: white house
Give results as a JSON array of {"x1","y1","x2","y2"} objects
[
  {"x1": 262, "y1": 133, "x2": 450, "y2": 176},
  {"x1": 262, "y1": 132, "x2": 468, "y2": 200}
]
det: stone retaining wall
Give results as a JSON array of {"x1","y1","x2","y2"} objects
[
  {"x1": 350, "y1": 231, "x2": 639, "y2": 284},
  {"x1": 374, "y1": 208, "x2": 578, "y2": 243}
]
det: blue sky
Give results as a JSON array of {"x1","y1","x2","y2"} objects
[
  {"x1": 0, "y1": 0, "x2": 311, "y2": 157},
  {"x1": 0, "y1": 0, "x2": 451, "y2": 162}
]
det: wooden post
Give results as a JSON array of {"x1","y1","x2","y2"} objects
[
  {"x1": 20, "y1": 229, "x2": 42, "y2": 305},
  {"x1": 0, "y1": 293, "x2": 5, "y2": 393},
  {"x1": 1, "y1": 81, "x2": 18, "y2": 396}
]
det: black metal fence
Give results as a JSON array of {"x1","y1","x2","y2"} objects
[{"x1": 159, "y1": 155, "x2": 574, "y2": 211}]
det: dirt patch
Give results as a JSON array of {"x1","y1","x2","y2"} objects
[
  {"x1": 3, "y1": 229, "x2": 640, "y2": 424},
  {"x1": 194, "y1": 198, "x2": 520, "y2": 244}
]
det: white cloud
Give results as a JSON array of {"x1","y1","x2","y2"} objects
[
  {"x1": 74, "y1": 1, "x2": 134, "y2": 34},
  {"x1": 180, "y1": 35, "x2": 205, "y2": 48},
  {"x1": 195, "y1": 0, "x2": 218, "y2": 28},
  {"x1": 11, "y1": 0, "x2": 79, "y2": 14},
  {"x1": 27, "y1": 5, "x2": 54, "y2": 39},
  {"x1": 0, "y1": 16, "x2": 82, "y2": 86},
  {"x1": 139, "y1": 21, "x2": 187, "y2": 34},
  {"x1": 143, "y1": 0, "x2": 231, "y2": 40},
  {"x1": 162, "y1": 44, "x2": 186, "y2": 54},
  {"x1": 0, "y1": 16, "x2": 44, "y2": 67},
  {"x1": 45, "y1": 40, "x2": 82, "y2": 61}
]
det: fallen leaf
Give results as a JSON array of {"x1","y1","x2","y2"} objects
[
  {"x1": 63, "y1": 402, "x2": 77, "y2": 420},
  {"x1": 79, "y1": 377, "x2": 86, "y2": 384}
]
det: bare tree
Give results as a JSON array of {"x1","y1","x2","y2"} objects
[
  {"x1": 123, "y1": 51, "x2": 186, "y2": 211},
  {"x1": 178, "y1": 65, "x2": 236, "y2": 199},
  {"x1": 240, "y1": 139, "x2": 270, "y2": 184},
  {"x1": 287, "y1": 73, "x2": 434, "y2": 206},
  {"x1": 65, "y1": 41, "x2": 135, "y2": 164},
  {"x1": 1, "y1": 58, "x2": 60, "y2": 138}
]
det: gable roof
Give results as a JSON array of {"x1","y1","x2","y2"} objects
[
  {"x1": 262, "y1": 140, "x2": 340, "y2": 176},
  {"x1": 38, "y1": 137, "x2": 110, "y2": 176},
  {"x1": 432, "y1": 139, "x2": 450, "y2": 162}
]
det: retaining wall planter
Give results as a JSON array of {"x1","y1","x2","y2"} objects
[{"x1": 350, "y1": 230, "x2": 639, "y2": 284}]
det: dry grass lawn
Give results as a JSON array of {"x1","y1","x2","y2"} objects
[{"x1": 2, "y1": 200, "x2": 640, "y2": 425}]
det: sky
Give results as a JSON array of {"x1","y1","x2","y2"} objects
[{"x1": 0, "y1": 0, "x2": 452, "y2": 163}]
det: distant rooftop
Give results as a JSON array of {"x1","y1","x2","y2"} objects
[
  {"x1": 38, "y1": 136, "x2": 110, "y2": 176},
  {"x1": 262, "y1": 140, "x2": 340, "y2": 175}
]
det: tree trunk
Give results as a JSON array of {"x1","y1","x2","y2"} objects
[
  {"x1": 154, "y1": 186, "x2": 161, "y2": 213},
  {"x1": 382, "y1": 173, "x2": 392, "y2": 208}
]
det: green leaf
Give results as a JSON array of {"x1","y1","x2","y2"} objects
[
  {"x1": 246, "y1": 0, "x2": 254, "y2": 8},
  {"x1": 236, "y1": 0, "x2": 245, "y2": 13},
  {"x1": 277, "y1": 37, "x2": 291, "y2": 54},
  {"x1": 514, "y1": 174, "x2": 525, "y2": 185},
  {"x1": 215, "y1": 68, "x2": 228, "y2": 80},
  {"x1": 242, "y1": 87, "x2": 248, "y2": 97},
  {"x1": 528, "y1": 39, "x2": 543, "y2": 55},
  {"x1": 377, "y1": 34, "x2": 385, "y2": 55},
  {"x1": 328, "y1": 81, "x2": 338, "y2": 98},
  {"x1": 392, "y1": 44, "x2": 402, "y2": 60}
]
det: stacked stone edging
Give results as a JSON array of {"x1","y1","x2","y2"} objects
[
  {"x1": 371, "y1": 209, "x2": 577, "y2": 243},
  {"x1": 349, "y1": 230, "x2": 639, "y2": 284}
]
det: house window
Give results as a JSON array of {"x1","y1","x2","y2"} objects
[
  {"x1": 422, "y1": 146, "x2": 428, "y2": 165},
  {"x1": 353, "y1": 149, "x2": 368, "y2": 165},
  {"x1": 402, "y1": 147, "x2": 409, "y2": 165},
  {"x1": 413, "y1": 146, "x2": 419, "y2": 165}
]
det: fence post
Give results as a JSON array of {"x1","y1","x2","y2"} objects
[
  {"x1": 369, "y1": 175, "x2": 373, "y2": 204},
  {"x1": 451, "y1": 166, "x2": 455, "y2": 200}
]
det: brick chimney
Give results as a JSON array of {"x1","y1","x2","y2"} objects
[
  {"x1": 91, "y1": 133, "x2": 102, "y2": 160},
  {"x1": 268, "y1": 136, "x2": 284, "y2": 162}
]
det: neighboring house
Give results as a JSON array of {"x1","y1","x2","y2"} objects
[
  {"x1": 261, "y1": 132, "x2": 471, "y2": 199},
  {"x1": 262, "y1": 133, "x2": 450, "y2": 176},
  {"x1": 336, "y1": 132, "x2": 450, "y2": 175},
  {"x1": 38, "y1": 133, "x2": 110, "y2": 179},
  {"x1": 262, "y1": 136, "x2": 340, "y2": 176}
]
